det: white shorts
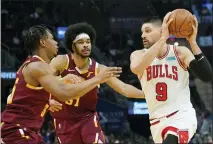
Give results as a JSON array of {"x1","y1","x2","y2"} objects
[{"x1": 150, "y1": 108, "x2": 197, "y2": 143}]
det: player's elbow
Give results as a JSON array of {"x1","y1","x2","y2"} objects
[{"x1": 130, "y1": 63, "x2": 143, "y2": 75}]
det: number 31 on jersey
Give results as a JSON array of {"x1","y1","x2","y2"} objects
[{"x1": 65, "y1": 98, "x2": 80, "y2": 106}]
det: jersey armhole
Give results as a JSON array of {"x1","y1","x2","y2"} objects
[
  {"x1": 173, "y1": 46, "x2": 188, "y2": 71},
  {"x1": 21, "y1": 62, "x2": 43, "y2": 90}
]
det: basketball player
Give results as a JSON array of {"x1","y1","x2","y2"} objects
[
  {"x1": 130, "y1": 12, "x2": 212, "y2": 144},
  {"x1": 1, "y1": 25, "x2": 122, "y2": 144},
  {"x1": 49, "y1": 22, "x2": 145, "y2": 144}
]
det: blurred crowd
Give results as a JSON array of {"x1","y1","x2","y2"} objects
[{"x1": 2, "y1": 0, "x2": 212, "y2": 143}]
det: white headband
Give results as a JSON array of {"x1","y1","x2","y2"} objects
[{"x1": 73, "y1": 33, "x2": 90, "y2": 43}]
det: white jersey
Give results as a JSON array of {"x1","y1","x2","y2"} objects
[{"x1": 140, "y1": 45, "x2": 193, "y2": 119}]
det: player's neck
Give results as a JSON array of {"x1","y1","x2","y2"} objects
[
  {"x1": 72, "y1": 54, "x2": 89, "y2": 70},
  {"x1": 32, "y1": 50, "x2": 51, "y2": 63}
]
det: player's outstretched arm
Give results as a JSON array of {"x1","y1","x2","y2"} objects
[
  {"x1": 99, "y1": 64, "x2": 145, "y2": 98},
  {"x1": 106, "y1": 77, "x2": 145, "y2": 98},
  {"x1": 178, "y1": 46, "x2": 212, "y2": 82},
  {"x1": 130, "y1": 12, "x2": 173, "y2": 76},
  {"x1": 28, "y1": 62, "x2": 122, "y2": 102}
]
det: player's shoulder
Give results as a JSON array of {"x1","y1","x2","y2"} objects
[
  {"x1": 26, "y1": 60, "x2": 48, "y2": 70},
  {"x1": 53, "y1": 54, "x2": 68, "y2": 62},
  {"x1": 50, "y1": 54, "x2": 68, "y2": 70},
  {"x1": 25, "y1": 61, "x2": 51, "y2": 77}
]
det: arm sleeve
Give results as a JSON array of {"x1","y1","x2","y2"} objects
[{"x1": 189, "y1": 53, "x2": 213, "y2": 82}]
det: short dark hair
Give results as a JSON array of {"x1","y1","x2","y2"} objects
[
  {"x1": 143, "y1": 18, "x2": 162, "y2": 27},
  {"x1": 65, "y1": 22, "x2": 96, "y2": 52},
  {"x1": 24, "y1": 25, "x2": 52, "y2": 55}
]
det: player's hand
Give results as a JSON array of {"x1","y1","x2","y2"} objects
[
  {"x1": 62, "y1": 74, "x2": 85, "y2": 84},
  {"x1": 185, "y1": 15, "x2": 198, "y2": 43},
  {"x1": 49, "y1": 99, "x2": 62, "y2": 112},
  {"x1": 96, "y1": 66, "x2": 122, "y2": 84},
  {"x1": 161, "y1": 12, "x2": 174, "y2": 39}
]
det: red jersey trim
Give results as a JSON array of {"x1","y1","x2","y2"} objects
[
  {"x1": 156, "y1": 45, "x2": 170, "y2": 60},
  {"x1": 173, "y1": 46, "x2": 187, "y2": 71}
]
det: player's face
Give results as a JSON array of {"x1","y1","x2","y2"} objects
[
  {"x1": 44, "y1": 31, "x2": 58, "y2": 58},
  {"x1": 74, "y1": 38, "x2": 92, "y2": 58},
  {"x1": 141, "y1": 23, "x2": 161, "y2": 48}
]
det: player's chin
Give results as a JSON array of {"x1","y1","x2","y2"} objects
[
  {"x1": 82, "y1": 53, "x2": 91, "y2": 57},
  {"x1": 143, "y1": 44, "x2": 150, "y2": 49}
]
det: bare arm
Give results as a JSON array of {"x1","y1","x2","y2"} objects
[
  {"x1": 106, "y1": 77, "x2": 145, "y2": 98},
  {"x1": 130, "y1": 37, "x2": 167, "y2": 76},
  {"x1": 99, "y1": 64, "x2": 145, "y2": 98},
  {"x1": 177, "y1": 46, "x2": 195, "y2": 68},
  {"x1": 28, "y1": 62, "x2": 120, "y2": 102}
]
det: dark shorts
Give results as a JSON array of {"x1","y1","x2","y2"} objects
[
  {"x1": 1, "y1": 122, "x2": 45, "y2": 144},
  {"x1": 54, "y1": 112, "x2": 105, "y2": 144}
]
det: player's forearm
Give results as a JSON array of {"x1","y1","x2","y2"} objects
[
  {"x1": 106, "y1": 78, "x2": 144, "y2": 98},
  {"x1": 122, "y1": 85, "x2": 145, "y2": 98},
  {"x1": 131, "y1": 37, "x2": 167, "y2": 74},
  {"x1": 189, "y1": 41, "x2": 202, "y2": 55},
  {"x1": 62, "y1": 77, "x2": 101, "y2": 101}
]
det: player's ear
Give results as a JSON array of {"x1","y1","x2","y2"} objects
[
  {"x1": 160, "y1": 28, "x2": 162, "y2": 34},
  {"x1": 40, "y1": 39, "x2": 46, "y2": 48},
  {"x1": 72, "y1": 44, "x2": 75, "y2": 52}
]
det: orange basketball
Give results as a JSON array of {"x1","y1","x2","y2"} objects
[
  {"x1": 62, "y1": 75, "x2": 85, "y2": 84},
  {"x1": 168, "y1": 9, "x2": 195, "y2": 38},
  {"x1": 63, "y1": 79, "x2": 74, "y2": 84}
]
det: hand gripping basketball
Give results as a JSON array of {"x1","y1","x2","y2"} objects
[
  {"x1": 62, "y1": 74, "x2": 85, "y2": 84},
  {"x1": 168, "y1": 9, "x2": 196, "y2": 38},
  {"x1": 161, "y1": 12, "x2": 174, "y2": 39}
]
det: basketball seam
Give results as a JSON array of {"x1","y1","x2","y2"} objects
[{"x1": 179, "y1": 12, "x2": 190, "y2": 36}]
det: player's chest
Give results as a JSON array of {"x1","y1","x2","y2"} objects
[
  {"x1": 61, "y1": 67, "x2": 95, "y2": 79},
  {"x1": 145, "y1": 58, "x2": 179, "y2": 82}
]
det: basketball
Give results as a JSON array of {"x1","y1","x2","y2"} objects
[
  {"x1": 62, "y1": 75, "x2": 85, "y2": 84},
  {"x1": 63, "y1": 79, "x2": 74, "y2": 84},
  {"x1": 168, "y1": 9, "x2": 195, "y2": 38}
]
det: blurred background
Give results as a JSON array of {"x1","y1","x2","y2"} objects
[{"x1": 1, "y1": 0, "x2": 212, "y2": 143}]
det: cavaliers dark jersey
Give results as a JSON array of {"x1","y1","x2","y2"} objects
[
  {"x1": 50, "y1": 53, "x2": 99, "y2": 121},
  {"x1": 1, "y1": 55, "x2": 50, "y2": 132}
]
